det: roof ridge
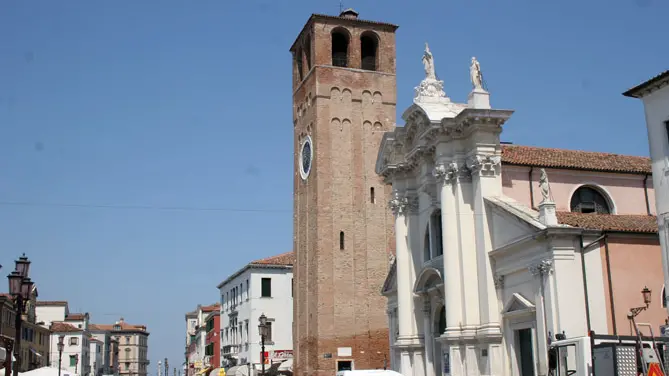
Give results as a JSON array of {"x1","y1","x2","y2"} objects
[{"x1": 502, "y1": 144, "x2": 649, "y2": 159}]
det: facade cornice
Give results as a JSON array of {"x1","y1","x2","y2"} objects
[
  {"x1": 216, "y1": 264, "x2": 292, "y2": 289},
  {"x1": 376, "y1": 108, "x2": 514, "y2": 181},
  {"x1": 622, "y1": 70, "x2": 669, "y2": 98}
]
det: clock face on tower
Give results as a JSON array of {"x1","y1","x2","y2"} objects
[{"x1": 300, "y1": 136, "x2": 313, "y2": 180}]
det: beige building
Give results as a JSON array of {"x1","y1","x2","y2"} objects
[{"x1": 92, "y1": 318, "x2": 149, "y2": 376}]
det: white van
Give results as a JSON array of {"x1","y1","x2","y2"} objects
[{"x1": 336, "y1": 370, "x2": 403, "y2": 376}]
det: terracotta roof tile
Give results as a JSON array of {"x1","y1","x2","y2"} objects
[
  {"x1": 557, "y1": 212, "x2": 658, "y2": 233},
  {"x1": 623, "y1": 70, "x2": 669, "y2": 98},
  {"x1": 90, "y1": 321, "x2": 148, "y2": 333},
  {"x1": 250, "y1": 251, "x2": 294, "y2": 266},
  {"x1": 50, "y1": 322, "x2": 82, "y2": 333},
  {"x1": 65, "y1": 313, "x2": 86, "y2": 321},
  {"x1": 501, "y1": 145, "x2": 651, "y2": 174},
  {"x1": 36, "y1": 301, "x2": 68, "y2": 306},
  {"x1": 201, "y1": 303, "x2": 220, "y2": 313}
]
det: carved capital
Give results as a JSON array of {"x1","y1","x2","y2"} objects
[
  {"x1": 389, "y1": 190, "x2": 418, "y2": 216},
  {"x1": 467, "y1": 154, "x2": 502, "y2": 176},
  {"x1": 528, "y1": 259, "x2": 553, "y2": 277},
  {"x1": 493, "y1": 274, "x2": 504, "y2": 289},
  {"x1": 433, "y1": 161, "x2": 463, "y2": 185}
]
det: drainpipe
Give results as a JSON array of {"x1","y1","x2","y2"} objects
[
  {"x1": 643, "y1": 174, "x2": 651, "y2": 215},
  {"x1": 580, "y1": 234, "x2": 606, "y2": 334},
  {"x1": 529, "y1": 167, "x2": 535, "y2": 209},
  {"x1": 602, "y1": 232, "x2": 617, "y2": 335}
]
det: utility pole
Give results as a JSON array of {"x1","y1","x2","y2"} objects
[{"x1": 164, "y1": 358, "x2": 168, "y2": 376}]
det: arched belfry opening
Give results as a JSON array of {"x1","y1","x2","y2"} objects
[
  {"x1": 360, "y1": 32, "x2": 378, "y2": 71},
  {"x1": 295, "y1": 48, "x2": 304, "y2": 81},
  {"x1": 332, "y1": 28, "x2": 349, "y2": 68}
]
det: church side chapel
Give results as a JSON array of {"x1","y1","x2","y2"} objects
[{"x1": 377, "y1": 45, "x2": 665, "y2": 376}]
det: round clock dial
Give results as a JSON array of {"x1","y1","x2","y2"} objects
[{"x1": 300, "y1": 136, "x2": 313, "y2": 180}]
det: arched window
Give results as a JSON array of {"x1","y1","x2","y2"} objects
[
  {"x1": 331, "y1": 29, "x2": 349, "y2": 67},
  {"x1": 437, "y1": 306, "x2": 446, "y2": 335},
  {"x1": 570, "y1": 186, "x2": 611, "y2": 214},
  {"x1": 423, "y1": 209, "x2": 444, "y2": 262},
  {"x1": 360, "y1": 32, "x2": 378, "y2": 71},
  {"x1": 304, "y1": 35, "x2": 312, "y2": 71},
  {"x1": 423, "y1": 229, "x2": 431, "y2": 262},
  {"x1": 295, "y1": 48, "x2": 304, "y2": 81},
  {"x1": 340, "y1": 231, "x2": 345, "y2": 250}
]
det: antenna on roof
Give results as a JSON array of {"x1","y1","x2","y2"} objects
[{"x1": 339, "y1": 0, "x2": 343, "y2": 13}]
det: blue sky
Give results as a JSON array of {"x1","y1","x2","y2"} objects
[{"x1": 0, "y1": 0, "x2": 667, "y2": 371}]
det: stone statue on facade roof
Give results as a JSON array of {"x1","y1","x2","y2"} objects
[
  {"x1": 539, "y1": 168, "x2": 553, "y2": 203},
  {"x1": 422, "y1": 43, "x2": 437, "y2": 81},
  {"x1": 470, "y1": 57, "x2": 484, "y2": 91}
]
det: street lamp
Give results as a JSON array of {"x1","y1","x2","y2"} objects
[
  {"x1": 630, "y1": 286, "x2": 652, "y2": 318},
  {"x1": 7, "y1": 254, "x2": 33, "y2": 376},
  {"x1": 57, "y1": 336, "x2": 64, "y2": 376},
  {"x1": 258, "y1": 314, "x2": 267, "y2": 376}
]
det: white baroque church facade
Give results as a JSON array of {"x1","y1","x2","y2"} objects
[{"x1": 376, "y1": 46, "x2": 622, "y2": 376}]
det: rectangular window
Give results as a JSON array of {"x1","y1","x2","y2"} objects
[
  {"x1": 69, "y1": 337, "x2": 78, "y2": 346},
  {"x1": 70, "y1": 355, "x2": 77, "y2": 367},
  {"x1": 261, "y1": 278, "x2": 272, "y2": 297},
  {"x1": 265, "y1": 322, "x2": 273, "y2": 342},
  {"x1": 291, "y1": 278, "x2": 294, "y2": 297}
]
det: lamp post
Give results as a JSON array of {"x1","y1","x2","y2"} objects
[
  {"x1": 57, "y1": 335, "x2": 64, "y2": 376},
  {"x1": 7, "y1": 254, "x2": 33, "y2": 376},
  {"x1": 257, "y1": 314, "x2": 267, "y2": 376},
  {"x1": 629, "y1": 286, "x2": 652, "y2": 318}
]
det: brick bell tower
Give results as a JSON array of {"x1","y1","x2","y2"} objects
[{"x1": 290, "y1": 9, "x2": 398, "y2": 376}]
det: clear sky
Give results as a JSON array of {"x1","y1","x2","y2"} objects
[{"x1": 0, "y1": 0, "x2": 667, "y2": 372}]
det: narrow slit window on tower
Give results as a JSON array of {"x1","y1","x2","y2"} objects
[
  {"x1": 370, "y1": 187, "x2": 375, "y2": 203},
  {"x1": 332, "y1": 30, "x2": 349, "y2": 67},
  {"x1": 665, "y1": 120, "x2": 669, "y2": 145},
  {"x1": 360, "y1": 32, "x2": 378, "y2": 71},
  {"x1": 340, "y1": 231, "x2": 345, "y2": 250}
]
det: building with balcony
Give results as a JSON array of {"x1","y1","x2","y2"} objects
[
  {"x1": 216, "y1": 252, "x2": 293, "y2": 374},
  {"x1": 204, "y1": 312, "x2": 220, "y2": 371},
  {"x1": 184, "y1": 304, "x2": 219, "y2": 376}
]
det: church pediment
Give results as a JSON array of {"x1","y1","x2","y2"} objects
[{"x1": 502, "y1": 293, "x2": 536, "y2": 318}]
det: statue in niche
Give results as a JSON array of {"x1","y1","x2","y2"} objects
[
  {"x1": 470, "y1": 57, "x2": 484, "y2": 90},
  {"x1": 422, "y1": 43, "x2": 437, "y2": 80}
]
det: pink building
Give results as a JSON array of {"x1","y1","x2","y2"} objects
[{"x1": 500, "y1": 143, "x2": 664, "y2": 335}]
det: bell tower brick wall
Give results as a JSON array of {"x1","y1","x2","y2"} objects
[{"x1": 290, "y1": 12, "x2": 398, "y2": 376}]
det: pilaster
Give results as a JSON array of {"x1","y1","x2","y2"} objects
[
  {"x1": 528, "y1": 259, "x2": 553, "y2": 376},
  {"x1": 422, "y1": 301, "x2": 436, "y2": 376},
  {"x1": 467, "y1": 153, "x2": 503, "y2": 340},
  {"x1": 453, "y1": 158, "x2": 479, "y2": 338},
  {"x1": 433, "y1": 160, "x2": 464, "y2": 339},
  {"x1": 389, "y1": 190, "x2": 421, "y2": 343}
]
